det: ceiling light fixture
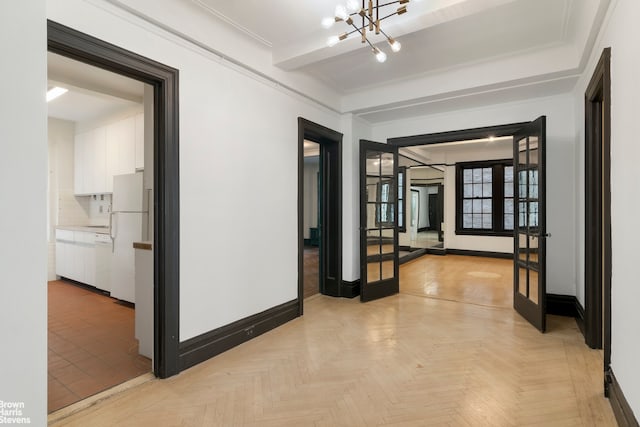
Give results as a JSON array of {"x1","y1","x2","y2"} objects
[
  {"x1": 323, "y1": 0, "x2": 411, "y2": 62},
  {"x1": 46, "y1": 86, "x2": 68, "y2": 102}
]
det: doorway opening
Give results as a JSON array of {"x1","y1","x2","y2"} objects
[
  {"x1": 47, "y1": 51, "x2": 154, "y2": 412},
  {"x1": 384, "y1": 119, "x2": 547, "y2": 332},
  {"x1": 584, "y1": 48, "x2": 611, "y2": 390},
  {"x1": 298, "y1": 118, "x2": 344, "y2": 314},
  {"x1": 398, "y1": 161, "x2": 445, "y2": 260},
  {"x1": 47, "y1": 19, "x2": 180, "y2": 408},
  {"x1": 302, "y1": 141, "x2": 321, "y2": 299}
]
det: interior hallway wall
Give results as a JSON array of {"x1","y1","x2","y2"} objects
[
  {"x1": 573, "y1": 0, "x2": 640, "y2": 416},
  {"x1": 48, "y1": 0, "x2": 342, "y2": 341},
  {"x1": 0, "y1": 1, "x2": 48, "y2": 424}
]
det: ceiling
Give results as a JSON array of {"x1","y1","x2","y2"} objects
[
  {"x1": 400, "y1": 136, "x2": 512, "y2": 164},
  {"x1": 192, "y1": 0, "x2": 609, "y2": 121},
  {"x1": 48, "y1": 0, "x2": 609, "y2": 124},
  {"x1": 47, "y1": 52, "x2": 145, "y2": 123}
]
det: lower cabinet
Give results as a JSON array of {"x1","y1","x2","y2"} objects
[{"x1": 55, "y1": 230, "x2": 99, "y2": 288}]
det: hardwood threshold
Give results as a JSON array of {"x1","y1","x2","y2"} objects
[{"x1": 48, "y1": 373, "x2": 155, "y2": 426}]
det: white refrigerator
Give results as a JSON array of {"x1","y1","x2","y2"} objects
[{"x1": 110, "y1": 172, "x2": 146, "y2": 303}]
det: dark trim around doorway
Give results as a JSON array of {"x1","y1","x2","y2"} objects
[
  {"x1": 48, "y1": 20, "x2": 180, "y2": 378},
  {"x1": 388, "y1": 122, "x2": 528, "y2": 147},
  {"x1": 584, "y1": 48, "x2": 611, "y2": 374},
  {"x1": 607, "y1": 369, "x2": 640, "y2": 427},
  {"x1": 298, "y1": 118, "x2": 344, "y2": 313}
]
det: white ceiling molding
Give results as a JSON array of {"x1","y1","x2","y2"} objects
[{"x1": 192, "y1": 0, "x2": 273, "y2": 48}]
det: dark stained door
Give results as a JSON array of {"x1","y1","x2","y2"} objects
[
  {"x1": 513, "y1": 116, "x2": 547, "y2": 332},
  {"x1": 360, "y1": 140, "x2": 399, "y2": 302}
]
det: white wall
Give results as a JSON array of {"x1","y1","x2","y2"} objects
[
  {"x1": 573, "y1": 0, "x2": 640, "y2": 416},
  {"x1": 0, "y1": 2, "x2": 47, "y2": 424},
  {"x1": 373, "y1": 94, "x2": 576, "y2": 295},
  {"x1": 341, "y1": 114, "x2": 373, "y2": 281},
  {"x1": 303, "y1": 156, "x2": 319, "y2": 239},
  {"x1": 48, "y1": 0, "x2": 342, "y2": 341}
]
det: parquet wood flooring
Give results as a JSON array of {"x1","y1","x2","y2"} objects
[
  {"x1": 51, "y1": 256, "x2": 615, "y2": 426},
  {"x1": 303, "y1": 247, "x2": 320, "y2": 299}
]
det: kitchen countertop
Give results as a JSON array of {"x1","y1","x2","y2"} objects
[
  {"x1": 56, "y1": 225, "x2": 110, "y2": 234},
  {"x1": 133, "y1": 241, "x2": 152, "y2": 250}
]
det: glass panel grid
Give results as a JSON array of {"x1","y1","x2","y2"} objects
[{"x1": 461, "y1": 166, "x2": 493, "y2": 230}]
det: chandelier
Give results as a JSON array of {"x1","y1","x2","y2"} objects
[{"x1": 323, "y1": 0, "x2": 411, "y2": 63}]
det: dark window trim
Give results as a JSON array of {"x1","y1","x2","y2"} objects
[
  {"x1": 48, "y1": 20, "x2": 180, "y2": 378},
  {"x1": 455, "y1": 159, "x2": 513, "y2": 236}
]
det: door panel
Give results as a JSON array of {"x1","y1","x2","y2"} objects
[
  {"x1": 360, "y1": 140, "x2": 399, "y2": 302},
  {"x1": 513, "y1": 116, "x2": 546, "y2": 332}
]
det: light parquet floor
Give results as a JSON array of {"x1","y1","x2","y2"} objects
[{"x1": 51, "y1": 255, "x2": 616, "y2": 426}]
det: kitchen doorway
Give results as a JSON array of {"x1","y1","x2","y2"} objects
[
  {"x1": 47, "y1": 20, "x2": 180, "y2": 412},
  {"x1": 47, "y1": 52, "x2": 153, "y2": 413}
]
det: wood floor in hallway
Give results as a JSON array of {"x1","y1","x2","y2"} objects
[{"x1": 51, "y1": 255, "x2": 615, "y2": 426}]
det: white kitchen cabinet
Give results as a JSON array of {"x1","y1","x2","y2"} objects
[
  {"x1": 134, "y1": 112, "x2": 144, "y2": 171},
  {"x1": 74, "y1": 114, "x2": 139, "y2": 195},
  {"x1": 106, "y1": 116, "x2": 136, "y2": 186},
  {"x1": 73, "y1": 132, "x2": 88, "y2": 195},
  {"x1": 55, "y1": 230, "x2": 98, "y2": 287}
]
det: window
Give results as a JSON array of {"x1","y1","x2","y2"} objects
[
  {"x1": 398, "y1": 167, "x2": 406, "y2": 232},
  {"x1": 456, "y1": 160, "x2": 514, "y2": 236},
  {"x1": 375, "y1": 180, "x2": 395, "y2": 227}
]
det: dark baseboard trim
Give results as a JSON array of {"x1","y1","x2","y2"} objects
[
  {"x1": 340, "y1": 279, "x2": 360, "y2": 298},
  {"x1": 607, "y1": 369, "x2": 640, "y2": 427},
  {"x1": 446, "y1": 249, "x2": 512, "y2": 259},
  {"x1": 545, "y1": 294, "x2": 587, "y2": 339},
  {"x1": 178, "y1": 299, "x2": 299, "y2": 371},
  {"x1": 575, "y1": 299, "x2": 586, "y2": 336},
  {"x1": 425, "y1": 247, "x2": 446, "y2": 256},
  {"x1": 400, "y1": 248, "x2": 428, "y2": 264},
  {"x1": 546, "y1": 294, "x2": 580, "y2": 318},
  {"x1": 58, "y1": 277, "x2": 110, "y2": 297}
]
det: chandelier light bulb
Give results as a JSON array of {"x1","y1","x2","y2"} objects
[
  {"x1": 327, "y1": 35, "x2": 340, "y2": 47},
  {"x1": 335, "y1": 4, "x2": 349, "y2": 20},
  {"x1": 323, "y1": 0, "x2": 409, "y2": 62},
  {"x1": 374, "y1": 49, "x2": 387, "y2": 63},
  {"x1": 346, "y1": 0, "x2": 360, "y2": 13},
  {"x1": 321, "y1": 17, "x2": 335, "y2": 28},
  {"x1": 389, "y1": 38, "x2": 402, "y2": 52}
]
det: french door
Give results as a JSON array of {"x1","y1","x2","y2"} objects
[
  {"x1": 513, "y1": 116, "x2": 547, "y2": 332},
  {"x1": 359, "y1": 140, "x2": 399, "y2": 302}
]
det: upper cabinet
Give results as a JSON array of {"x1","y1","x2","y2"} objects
[
  {"x1": 74, "y1": 113, "x2": 143, "y2": 195},
  {"x1": 134, "y1": 112, "x2": 144, "y2": 171}
]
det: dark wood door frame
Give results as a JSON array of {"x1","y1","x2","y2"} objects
[
  {"x1": 584, "y1": 48, "x2": 611, "y2": 382},
  {"x1": 48, "y1": 21, "x2": 180, "y2": 378},
  {"x1": 298, "y1": 118, "x2": 343, "y2": 314}
]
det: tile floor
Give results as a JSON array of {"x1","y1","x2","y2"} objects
[{"x1": 48, "y1": 280, "x2": 150, "y2": 413}]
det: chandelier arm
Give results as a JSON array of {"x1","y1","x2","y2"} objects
[
  {"x1": 378, "y1": 26, "x2": 392, "y2": 40},
  {"x1": 377, "y1": 11, "x2": 399, "y2": 22},
  {"x1": 350, "y1": 22, "x2": 377, "y2": 50},
  {"x1": 376, "y1": 0, "x2": 403, "y2": 8}
]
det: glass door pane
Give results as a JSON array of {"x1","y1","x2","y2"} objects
[
  {"x1": 513, "y1": 117, "x2": 546, "y2": 332},
  {"x1": 360, "y1": 140, "x2": 399, "y2": 302}
]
